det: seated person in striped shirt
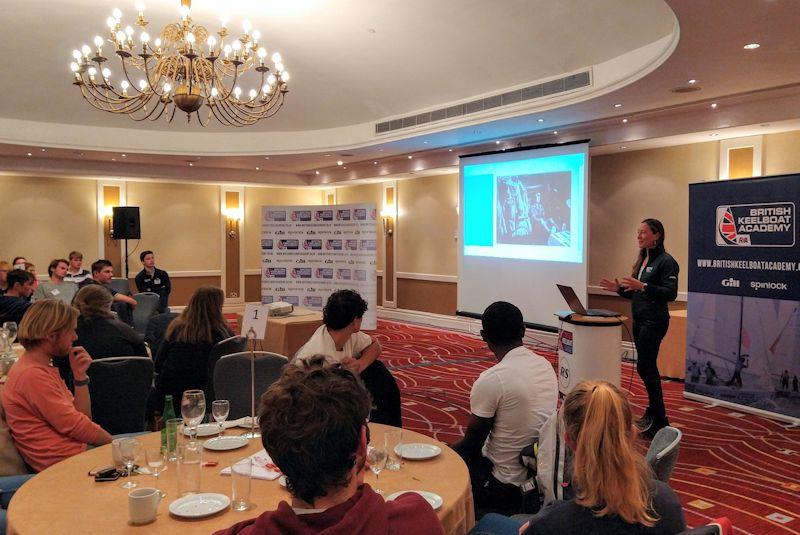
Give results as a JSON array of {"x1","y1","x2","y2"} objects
[{"x1": 1, "y1": 300, "x2": 112, "y2": 472}]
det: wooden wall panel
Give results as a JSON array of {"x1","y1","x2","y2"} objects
[
  {"x1": 224, "y1": 191, "x2": 241, "y2": 298},
  {"x1": 397, "y1": 279, "x2": 456, "y2": 315},
  {"x1": 103, "y1": 186, "x2": 122, "y2": 276},
  {"x1": 150, "y1": 276, "x2": 222, "y2": 307},
  {"x1": 244, "y1": 274, "x2": 261, "y2": 303},
  {"x1": 729, "y1": 146, "x2": 754, "y2": 179}
]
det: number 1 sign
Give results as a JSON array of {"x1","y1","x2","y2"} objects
[{"x1": 242, "y1": 303, "x2": 269, "y2": 340}]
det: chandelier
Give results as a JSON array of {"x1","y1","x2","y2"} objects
[{"x1": 69, "y1": 0, "x2": 289, "y2": 127}]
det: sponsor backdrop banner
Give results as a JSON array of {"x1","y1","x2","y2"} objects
[
  {"x1": 260, "y1": 204, "x2": 378, "y2": 330},
  {"x1": 686, "y1": 174, "x2": 800, "y2": 420}
]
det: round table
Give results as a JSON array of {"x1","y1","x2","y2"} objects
[{"x1": 7, "y1": 423, "x2": 474, "y2": 534}]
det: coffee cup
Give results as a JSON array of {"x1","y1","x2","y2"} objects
[{"x1": 128, "y1": 487, "x2": 162, "y2": 525}]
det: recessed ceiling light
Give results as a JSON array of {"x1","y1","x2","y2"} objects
[
  {"x1": 324, "y1": 154, "x2": 331, "y2": 157},
  {"x1": 622, "y1": 118, "x2": 628, "y2": 123},
  {"x1": 710, "y1": 133, "x2": 719, "y2": 137},
  {"x1": 407, "y1": 155, "x2": 413, "y2": 159},
  {"x1": 743, "y1": 43, "x2": 760, "y2": 50},
  {"x1": 343, "y1": 166, "x2": 347, "y2": 169},
  {"x1": 620, "y1": 146, "x2": 628, "y2": 149},
  {"x1": 256, "y1": 167, "x2": 260, "y2": 170},
  {"x1": 264, "y1": 156, "x2": 270, "y2": 160},
  {"x1": 448, "y1": 148, "x2": 453, "y2": 152},
  {"x1": 495, "y1": 140, "x2": 500, "y2": 144},
  {"x1": 315, "y1": 171, "x2": 320, "y2": 175},
  {"x1": 26, "y1": 152, "x2": 32, "y2": 156},
  {"x1": 336, "y1": 160, "x2": 343, "y2": 166},
  {"x1": 40, "y1": 148, "x2": 46, "y2": 152},
  {"x1": 423, "y1": 141, "x2": 428, "y2": 144},
  {"x1": 537, "y1": 118, "x2": 544, "y2": 123},
  {"x1": 373, "y1": 161, "x2": 377, "y2": 164},
  {"x1": 111, "y1": 158, "x2": 116, "y2": 161},
  {"x1": 121, "y1": 154, "x2": 127, "y2": 157},
  {"x1": 378, "y1": 148, "x2": 384, "y2": 152},
  {"x1": 710, "y1": 103, "x2": 718, "y2": 109},
  {"x1": 613, "y1": 103, "x2": 623, "y2": 108},
  {"x1": 687, "y1": 79, "x2": 698, "y2": 84},
  {"x1": 188, "y1": 162, "x2": 193, "y2": 166},
  {"x1": 553, "y1": 131, "x2": 558, "y2": 135}
]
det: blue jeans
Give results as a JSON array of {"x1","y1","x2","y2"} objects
[
  {"x1": 1, "y1": 473, "x2": 36, "y2": 535},
  {"x1": 468, "y1": 513, "x2": 526, "y2": 535}
]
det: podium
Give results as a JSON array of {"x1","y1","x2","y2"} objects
[{"x1": 555, "y1": 311, "x2": 626, "y2": 397}]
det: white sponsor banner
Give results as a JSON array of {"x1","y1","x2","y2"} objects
[{"x1": 260, "y1": 204, "x2": 378, "y2": 330}]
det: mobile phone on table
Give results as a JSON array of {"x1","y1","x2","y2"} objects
[{"x1": 94, "y1": 467, "x2": 122, "y2": 482}]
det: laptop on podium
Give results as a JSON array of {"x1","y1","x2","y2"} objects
[{"x1": 556, "y1": 284, "x2": 619, "y2": 317}]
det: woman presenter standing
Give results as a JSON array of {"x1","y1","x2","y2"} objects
[{"x1": 599, "y1": 218, "x2": 679, "y2": 439}]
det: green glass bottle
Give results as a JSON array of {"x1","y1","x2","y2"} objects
[{"x1": 160, "y1": 395, "x2": 176, "y2": 453}]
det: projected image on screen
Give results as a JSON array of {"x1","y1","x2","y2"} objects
[{"x1": 496, "y1": 172, "x2": 571, "y2": 247}]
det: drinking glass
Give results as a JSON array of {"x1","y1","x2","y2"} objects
[
  {"x1": 145, "y1": 448, "x2": 167, "y2": 497},
  {"x1": 0, "y1": 330, "x2": 10, "y2": 358},
  {"x1": 165, "y1": 418, "x2": 181, "y2": 461},
  {"x1": 119, "y1": 438, "x2": 142, "y2": 489},
  {"x1": 181, "y1": 390, "x2": 206, "y2": 441},
  {"x1": 367, "y1": 444, "x2": 388, "y2": 495},
  {"x1": 212, "y1": 400, "x2": 230, "y2": 438},
  {"x1": 385, "y1": 429, "x2": 403, "y2": 471},
  {"x1": 177, "y1": 442, "x2": 202, "y2": 496},
  {"x1": 231, "y1": 457, "x2": 252, "y2": 511},
  {"x1": 3, "y1": 322, "x2": 17, "y2": 345}
]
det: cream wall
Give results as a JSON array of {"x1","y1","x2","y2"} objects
[
  {"x1": 0, "y1": 176, "x2": 98, "y2": 270},
  {"x1": 335, "y1": 183, "x2": 384, "y2": 271},
  {"x1": 763, "y1": 131, "x2": 800, "y2": 176},
  {"x1": 243, "y1": 186, "x2": 323, "y2": 270},
  {"x1": 396, "y1": 173, "x2": 459, "y2": 276},
  {"x1": 126, "y1": 181, "x2": 221, "y2": 272}
]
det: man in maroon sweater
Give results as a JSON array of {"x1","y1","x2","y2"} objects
[{"x1": 214, "y1": 356, "x2": 444, "y2": 535}]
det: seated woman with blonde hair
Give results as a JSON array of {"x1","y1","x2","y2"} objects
[{"x1": 470, "y1": 380, "x2": 686, "y2": 535}]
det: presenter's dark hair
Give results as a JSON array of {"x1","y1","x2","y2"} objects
[
  {"x1": 7, "y1": 269, "x2": 34, "y2": 289},
  {"x1": 258, "y1": 356, "x2": 371, "y2": 505},
  {"x1": 91, "y1": 259, "x2": 113, "y2": 274},
  {"x1": 140, "y1": 250, "x2": 154, "y2": 262},
  {"x1": 323, "y1": 289, "x2": 368, "y2": 330},
  {"x1": 481, "y1": 301, "x2": 525, "y2": 347},
  {"x1": 633, "y1": 218, "x2": 665, "y2": 276}
]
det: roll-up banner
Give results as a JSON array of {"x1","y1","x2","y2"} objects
[
  {"x1": 260, "y1": 204, "x2": 378, "y2": 330},
  {"x1": 686, "y1": 174, "x2": 800, "y2": 423}
]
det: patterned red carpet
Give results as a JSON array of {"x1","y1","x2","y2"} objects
[{"x1": 371, "y1": 319, "x2": 800, "y2": 534}]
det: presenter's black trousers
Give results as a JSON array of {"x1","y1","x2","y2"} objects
[
  {"x1": 633, "y1": 319, "x2": 669, "y2": 422},
  {"x1": 360, "y1": 360, "x2": 402, "y2": 427}
]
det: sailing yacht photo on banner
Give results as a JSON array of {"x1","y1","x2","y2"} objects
[{"x1": 687, "y1": 174, "x2": 800, "y2": 420}]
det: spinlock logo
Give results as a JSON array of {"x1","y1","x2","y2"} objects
[
  {"x1": 721, "y1": 278, "x2": 740, "y2": 288},
  {"x1": 751, "y1": 281, "x2": 788, "y2": 291},
  {"x1": 716, "y1": 202, "x2": 795, "y2": 247}
]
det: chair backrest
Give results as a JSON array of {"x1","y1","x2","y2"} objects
[
  {"x1": 205, "y1": 336, "x2": 248, "y2": 402},
  {"x1": 145, "y1": 312, "x2": 178, "y2": 357},
  {"x1": 677, "y1": 517, "x2": 732, "y2": 535},
  {"x1": 87, "y1": 357, "x2": 154, "y2": 435},
  {"x1": 645, "y1": 425, "x2": 682, "y2": 483},
  {"x1": 108, "y1": 278, "x2": 131, "y2": 295},
  {"x1": 213, "y1": 352, "x2": 288, "y2": 420},
  {"x1": 132, "y1": 292, "x2": 161, "y2": 335}
]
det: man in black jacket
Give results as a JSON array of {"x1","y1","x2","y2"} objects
[{"x1": 134, "y1": 251, "x2": 171, "y2": 312}]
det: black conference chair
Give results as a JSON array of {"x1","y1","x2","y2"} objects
[
  {"x1": 87, "y1": 357, "x2": 154, "y2": 435},
  {"x1": 144, "y1": 312, "x2": 178, "y2": 357},
  {"x1": 204, "y1": 336, "x2": 248, "y2": 402},
  {"x1": 645, "y1": 425, "x2": 682, "y2": 483},
  {"x1": 132, "y1": 292, "x2": 160, "y2": 335},
  {"x1": 213, "y1": 352, "x2": 288, "y2": 420},
  {"x1": 108, "y1": 278, "x2": 131, "y2": 295}
]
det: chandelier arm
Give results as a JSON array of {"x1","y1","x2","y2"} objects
[
  {"x1": 142, "y1": 56, "x2": 168, "y2": 99},
  {"x1": 131, "y1": 97, "x2": 167, "y2": 122},
  {"x1": 218, "y1": 98, "x2": 258, "y2": 125},
  {"x1": 82, "y1": 80, "x2": 150, "y2": 115},
  {"x1": 125, "y1": 94, "x2": 164, "y2": 120},
  {"x1": 194, "y1": 108, "x2": 210, "y2": 127}
]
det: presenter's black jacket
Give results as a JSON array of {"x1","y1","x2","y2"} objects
[
  {"x1": 617, "y1": 246, "x2": 679, "y2": 323},
  {"x1": 135, "y1": 267, "x2": 172, "y2": 296}
]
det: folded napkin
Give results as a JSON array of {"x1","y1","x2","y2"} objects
[{"x1": 220, "y1": 448, "x2": 281, "y2": 480}]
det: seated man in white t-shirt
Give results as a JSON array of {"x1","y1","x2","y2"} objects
[
  {"x1": 294, "y1": 290, "x2": 402, "y2": 427},
  {"x1": 452, "y1": 301, "x2": 558, "y2": 517}
]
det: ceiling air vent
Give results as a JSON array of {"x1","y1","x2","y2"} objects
[{"x1": 375, "y1": 70, "x2": 591, "y2": 135}]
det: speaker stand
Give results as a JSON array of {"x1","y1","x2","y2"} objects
[{"x1": 123, "y1": 239, "x2": 130, "y2": 279}]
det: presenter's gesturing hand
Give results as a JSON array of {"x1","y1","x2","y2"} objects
[
  {"x1": 598, "y1": 277, "x2": 621, "y2": 293},
  {"x1": 620, "y1": 276, "x2": 645, "y2": 291}
]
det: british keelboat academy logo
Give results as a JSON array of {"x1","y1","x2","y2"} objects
[{"x1": 716, "y1": 202, "x2": 795, "y2": 247}]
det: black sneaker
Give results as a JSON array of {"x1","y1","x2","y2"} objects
[
  {"x1": 636, "y1": 409, "x2": 654, "y2": 432},
  {"x1": 641, "y1": 417, "x2": 669, "y2": 440}
]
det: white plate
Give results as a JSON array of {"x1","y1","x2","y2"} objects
[
  {"x1": 386, "y1": 490, "x2": 443, "y2": 510},
  {"x1": 203, "y1": 436, "x2": 249, "y2": 451},
  {"x1": 394, "y1": 443, "x2": 442, "y2": 460},
  {"x1": 168, "y1": 493, "x2": 230, "y2": 518},
  {"x1": 183, "y1": 423, "x2": 221, "y2": 437},
  {"x1": 236, "y1": 416, "x2": 259, "y2": 429}
]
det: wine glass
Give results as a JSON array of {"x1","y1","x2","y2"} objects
[
  {"x1": 145, "y1": 448, "x2": 167, "y2": 497},
  {"x1": 3, "y1": 322, "x2": 17, "y2": 345},
  {"x1": 119, "y1": 438, "x2": 142, "y2": 489},
  {"x1": 181, "y1": 390, "x2": 206, "y2": 441},
  {"x1": 212, "y1": 400, "x2": 230, "y2": 438},
  {"x1": 367, "y1": 442, "x2": 388, "y2": 495}
]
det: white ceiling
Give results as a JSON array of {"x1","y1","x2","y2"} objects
[{"x1": 1, "y1": 0, "x2": 799, "y2": 186}]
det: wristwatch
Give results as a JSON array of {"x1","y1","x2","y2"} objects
[{"x1": 74, "y1": 376, "x2": 90, "y2": 387}]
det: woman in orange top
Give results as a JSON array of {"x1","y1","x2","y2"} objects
[{"x1": 2, "y1": 299, "x2": 112, "y2": 472}]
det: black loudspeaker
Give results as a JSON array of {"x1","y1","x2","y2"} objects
[{"x1": 112, "y1": 206, "x2": 141, "y2": 239}]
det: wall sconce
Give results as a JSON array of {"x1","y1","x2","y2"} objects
[
  {"x1": 104, "y1": 205, "x2": 115, "y2": 238},
  {"x1": 380, "y1": 207, "x2": 394, "y2": 236},
  {"x1": 223, "y1": 207, "x2": 243, "y2": 239}
]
